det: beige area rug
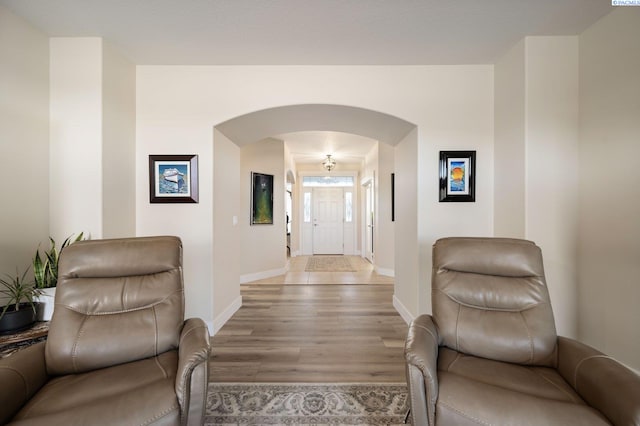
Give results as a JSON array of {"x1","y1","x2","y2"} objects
[
  {"x1": 205, "y1": 383, "x2": 409, "y2": 425},
  {"x1": 305, "y1": 256, "x2": 356, "y2": 272}
]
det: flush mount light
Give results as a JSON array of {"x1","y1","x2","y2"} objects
[{"x1": 322, "y1": 154, "x2": 336, "y2": 172}]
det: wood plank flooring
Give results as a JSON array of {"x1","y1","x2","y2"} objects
[{"x1": 210, "y1": 262, "x2": 408, "y2": 383}]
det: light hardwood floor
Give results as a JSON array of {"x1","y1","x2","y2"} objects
[{"x1": 209, "y1": 256, "x2": 408, "y2": 383}]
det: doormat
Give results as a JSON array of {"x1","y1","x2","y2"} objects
[
  {"x1": 205, "y1": 382, "x2": 409, "y2": 425},
  {"x1": 305, "y1": 256, "x2": 356, "y2": 272}
]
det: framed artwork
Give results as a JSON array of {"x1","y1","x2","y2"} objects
[
  {"x1": 149, "y1": 155, "x2": 199, "y2": 203},
  {"x1": 251, "y1": 172, "x2": 274, "y2": 225},
  {"x1": 439, "y1": 151, "x2": 476, "y2": 202},
  {"x1": 391, "y1": 173, "x2": 395, "y2": 221}
]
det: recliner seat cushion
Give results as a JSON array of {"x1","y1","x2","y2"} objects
[
  {"x1": 436, "y1": 348, "x2": 611, "y2": 425},
  {"x1": 10, "y1": 351, "x2": 180, "y2": 426}
]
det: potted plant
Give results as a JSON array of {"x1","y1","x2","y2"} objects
[
  {"x1": 33, "y1": 232, "x2": 83, "y2": 321},
  {"x1": 0, "y1": 267, "x2": 41, "y2": 335}
]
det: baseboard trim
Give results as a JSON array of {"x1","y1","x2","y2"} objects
[
  {"x1": 240, "y1": 267, "x2": 287, "y2": 284},
  {"x1": 393, "y1": 295, "x2": 414, "y2": 325},
  {"x1": 376, "y1": 267, "x2": 395, "y2": 278},
  {"x1": 212, "y1": 295, "x2": 242, "y2": 335}
]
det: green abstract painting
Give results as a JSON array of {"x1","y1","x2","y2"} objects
[{"x1": 251, "y1": 172, "x2": 274, "y2": 225}]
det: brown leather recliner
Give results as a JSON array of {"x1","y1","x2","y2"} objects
[
  {"x1": 405, "y1": 237, "x2": 640, "y2": 426},
  {"x1": 0, "y1": 236, "x2": 210, "y2": 426}
]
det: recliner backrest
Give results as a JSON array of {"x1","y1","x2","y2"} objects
[
  {"x1": 432, "y1": 237, "x2": 557, "y2": 366},
  {"x1": 46, "y1": 236, "x2": 184, "y2": 375}
]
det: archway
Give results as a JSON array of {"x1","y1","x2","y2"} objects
[{"x1": 211, "y1": 104, "x2": 418, "y2": 333}]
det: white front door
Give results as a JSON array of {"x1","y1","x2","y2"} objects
[{"x1": 313, "y1": 188, "x2": 344, "y2": 254}]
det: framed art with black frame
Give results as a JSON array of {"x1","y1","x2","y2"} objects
[
  {"x1": 251, "y1": 172, "x2": 274, "y2": 225},
  {"x1": 439, "y1": 150, "x2": 476, "y2": 202},
  {"x1": 391, "y1": 173, "x2": 395, "y2": 221},
  {"x1": 149, "y1": 154, "x2": 199, "y2": 203}
]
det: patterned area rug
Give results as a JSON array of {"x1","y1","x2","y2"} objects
[
  {"x1": 205, "y1": 383, "x2": 409, "y2": 425},
  {"x1": 305, "y1": 257, "x2": 356, "y2": 272}
]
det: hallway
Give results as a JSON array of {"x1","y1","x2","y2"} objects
[{"x1": 209, "y1": 257, "x2": 407, "y2": 383}]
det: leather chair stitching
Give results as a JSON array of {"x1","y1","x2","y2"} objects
[
  {"x1": 152, "y1": 305, "x2": 159, "y2": 356},
  {"x1": 153, "y1": 354, "x2": 169, "y2": 379},
  {"x1": 56, "y1": 289, "x2": 182, "y2": 315},
  {"x1": 407, "y1": 365, "x2": 428, "y2": 425},
  {"x1": 439, "y1": 399, "x2": 493, "y2": 426},
  {"x1": 519, "y1": 311, "x2": 535, "y2": 363},
  {"x1": 412, "y1": 324, "x2": 437, "y2": 344},
  {"x1": 529, "y1": 368, "x2": 582, "y2": 404},
  {"x1": 445, "y1": 295, "x2": 542, "y2": 313},
  {"x1": 434, "y1": 288, "x2": 544, "y2": 312},
  {"x1": 573, "y1": 355, "x2": 615, "y2": 392},
  {"x1": 446, "y1": 352, "x2": 463, "y2": 372},
  {"x1": 438, "y1": 267, "x2": 538, "y2": 279},
  {"x1": 139, "y1": 403, "x2": 180, "y2": 426},
  {"x1": 71, "y1": 314, "x2": 89, "y2": 373},
  {"x1": 455, "y1": 304, "x2": 461, "y2": 350}
]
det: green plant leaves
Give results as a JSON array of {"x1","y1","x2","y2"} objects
[{"x1": 32, "y1": 232, "x2": 84, "y2": 289}]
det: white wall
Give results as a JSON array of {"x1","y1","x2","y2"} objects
[
  {"x1": 525, "y1": 36, "x2": 579, "y2": 338},
  {"x1": 377, "y1": 142, "x2": 395, "y2": 276},
  {"x1": 212, "y1": 129, "x2": 241, "y2": 332},
  {"x1": 393, "y1": 128, "x2": 419, "y2": 323},
  {"x1": 102, "y1": 42, "x2": 136, "y2": 238},
  {"x1": 49, "y1": 38, "x2": 103, "y2": 241},
  {"x1": 240, "y1": 138, "x2": 287, "y2": 281},
  {"x1": 135, "y1": 65, "x2": 494, "y2": 325},
  {"x1": 493, "y1": 37, "x2": 579, "y2": 338},
  {"x1": 0, "y1": 5, "x2": 49, "y2": 282},
  {"x1": 578, "y1": 8, "x2": 640, "y2": 370},
  {"x1": 494, "y1": 39, "x2": 526, "y2": 238}
]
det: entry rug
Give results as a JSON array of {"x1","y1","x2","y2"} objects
[
  {"x1": 305, "y1": 257, "x2": 356, "y2": 272},
  {"x1": 205, "y1": 383, "x2": 409, "y2": 425}
]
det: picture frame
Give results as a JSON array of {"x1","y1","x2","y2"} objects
[
  {"x1": 251, "y1": 172, "x2": 274, "y2": 225},
  {"x1": 391, "y1": 173, "x2": 395, "y2": 221},
  {"x1": 149, "y1": 155, "x2": 199, "y2": 203},
  {"x1": 439, "y1": 151, "x2": 476, "y2": 202}
]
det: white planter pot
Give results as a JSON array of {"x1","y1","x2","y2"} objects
[{"x1": 35, "y1": 287, "x2": 56, "y2": 321}]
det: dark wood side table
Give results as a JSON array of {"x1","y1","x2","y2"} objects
[{"x1": 0, "y1": 321, "x2": 49, "y2": 358}]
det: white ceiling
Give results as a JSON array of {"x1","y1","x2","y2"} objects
[
  {"x1": 1, "y1": 0, "x2": 612, "y2": 164},
  {"x1": 277, "y1": 131, "x2": 378, "y2": 165},
  {"x1": 1, "y1": 0, "x2": 611, "y2": 66}
]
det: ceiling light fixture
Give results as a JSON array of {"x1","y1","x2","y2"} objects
[{"x1": 322, "y1": 154, "x2": 336, "y2": 172}]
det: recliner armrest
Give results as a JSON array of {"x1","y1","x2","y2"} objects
[
  {"x1": 404, "y1": 314, "x2": 441, "y2": 426},
  {"x1": 176, "y1": 318, "x2": 210, "y2": 426},
  {"x1": 0, "y1": 341, "x2": 49, "y2": 424},
  {"x1": 557, "y1": 336, "x2": 640, "y2": 426}
]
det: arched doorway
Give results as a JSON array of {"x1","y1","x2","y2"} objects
[{"x1": 211, "y1": 104, "x2": 418, "y2": 333}]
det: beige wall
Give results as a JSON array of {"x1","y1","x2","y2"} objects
[
  {"x1": 494, "y1": 39, "x2": 525, "y2": 238},
  {"x1": 525, "y1": 36, "x2": 580, "y2": 338},
  {"x1": 375, "y1": 142, "x2": 396, "y2": 276},
  {"x1": 393, "y1": 128, "x2": 419, "y2": 321},
  {"x1": 102, "y1": 42, "x2": 136, "y2": 239},
  {"x1": 49, "y1": 38, "x2": 103, "y2": 241},
  {"x1": 136, "y1": 65, "x2": 494, "y2": 324},
  {"x1": 493, "y1": 37, "x2": 580, "y2": 338},
  {"x1": 240, "y1": 138, "x2": 287, "y2": 280},
  {"x1": 578, "y1": 8, "x2": 640, "y2": 370},
  {"x1": 212, "y1": 129, "x2": 241, "y2": 332},
  {"x1": 0, "y1": 5, "x2": 49, "y2": 286}
]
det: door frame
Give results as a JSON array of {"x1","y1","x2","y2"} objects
[
  {"x1": 298, "y1": 171, "x2": 358, "y2": 256},
  {"x1": 361, "y1": 176, "x2": 374, "y2": 263}
]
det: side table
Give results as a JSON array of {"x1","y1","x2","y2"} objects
[{"x1": 0, "y1": 321, "x2": 49, "y2": 358}]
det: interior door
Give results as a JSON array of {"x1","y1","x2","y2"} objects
[{"x1": 313, "y1": 187, "x2": 344, "y2": 254}]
